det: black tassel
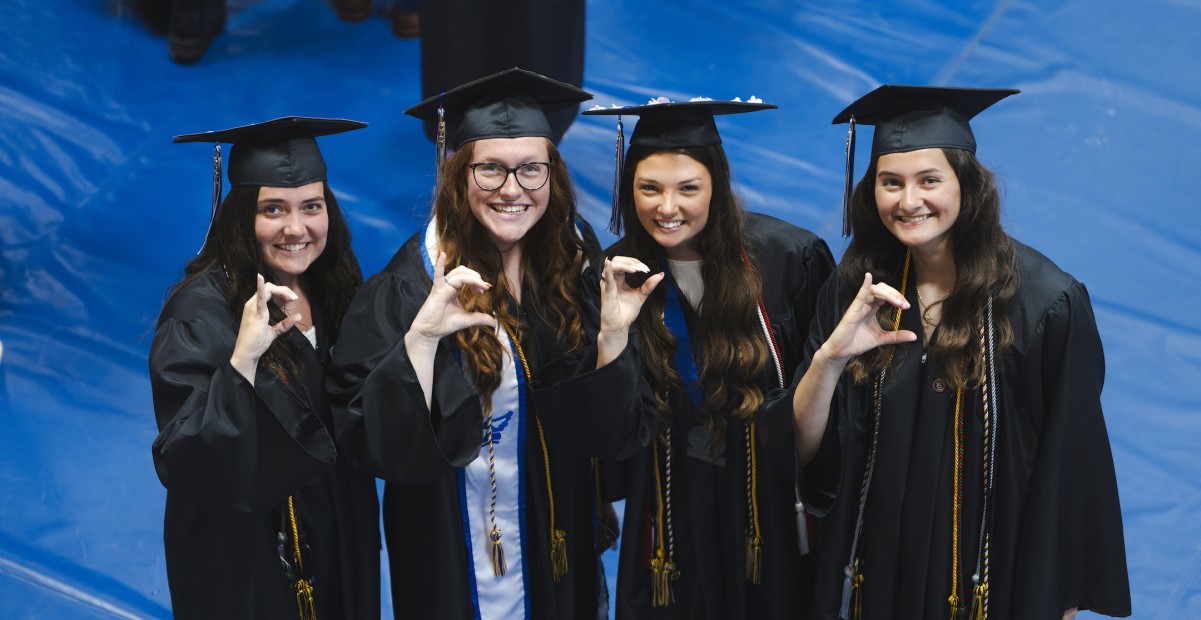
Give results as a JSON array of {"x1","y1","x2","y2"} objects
[
  {"x1": 607, "y1": 117, "x2": 625, "y2": 235},
  {"x1": 842, "y1": 116, "x2": 856, "y2": 237}
]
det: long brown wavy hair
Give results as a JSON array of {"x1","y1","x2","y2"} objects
[
  {"x1": 617, "y1": 144, "x2": 770, "y2": 438},
  {"x1": 433, "y1": 138, "x2": 589, "y2": 414},
  {"x1": 169, "y1": 182, "x2": 363, "y2": 379},
  {"x1": 841, "y1": 148, "x2": 1017, "y2": 388}
]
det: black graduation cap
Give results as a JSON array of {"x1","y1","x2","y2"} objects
[
  {"x1": 174, "y1": 116, "x2": 366, "y2": 219},
  {"x1": 404, "y1": 67, "x2": 592, "y2": 176},
  {"x1": 832, "y1": 85, "x2": 1019, "y2": 236},
  {"x1": 582, "y1": 97, "x2": 776, "y2": 233}
]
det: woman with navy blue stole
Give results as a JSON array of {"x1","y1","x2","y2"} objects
[
  {"x1": 582, "y1": 99, "x2": 836, "y2": 619},
  {"x1": 327, "y1": 68, "x2": 662, "y2": 619},
  {"x1": 791, "y1": 86, "x2": 1130, "y2": 619},
  {"x1": 151, "y1": 118, "x2": 380, "y2": 619}
]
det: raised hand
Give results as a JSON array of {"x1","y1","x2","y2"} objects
[
  {"x1": 230, "y1": 273, "x2": 301, "y2": 383},
  {"x1": 820, "y1": 272, "x2": 917, "y2": 363},
  {"x1": 599, "y1": 256, "x2": 664, "y2": 335},
  {"x1": 596, "y1": 256, "x2": 664, "y2": 368},
  {"x1": 407, "y1": 251, "x2": 497, "y2": 345}
]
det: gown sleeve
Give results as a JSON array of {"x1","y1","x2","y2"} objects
[
  {"x1": 791, "y1": 275, "x2": 853, "y2": 518},
  {"x1": 1010, "y1": 281, "x2": 1131, "y2": 617},
  {"x1": 327, "y1": 263, "x2": 483, "y2": 484},
  {"x1": 530, "y1": 251, "x2": 660, "y2": 461},
  {"x1": 757, "y1": 233, "x2": 836, "y2": 480},
  {"x1": 149, "y1": 282, "x2": 336, "y2": 514}
]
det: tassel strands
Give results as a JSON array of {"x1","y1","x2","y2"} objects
[
  {"x1": 608, "y1": 117, "x2": 626, "y2": 235},
  {"x1": 284, "y1": 495, "x2": 317, "y2": 620},
  {"x1": 435, "y1": 101, "x2": 447, "y2": 181},
  {"x1": 489, "y1": 527, "x2": 508, "y2": 577}
]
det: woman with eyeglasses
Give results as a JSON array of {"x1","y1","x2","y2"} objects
[{"x1": 327, "y1": 69, "x2": 661, "y2": 620}]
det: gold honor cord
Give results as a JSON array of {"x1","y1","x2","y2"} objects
[
  {"x1": 504, "y1": 324, "x2": 569, "y2": 582},
  {"x1": 649, "y1": 430, "x2": 678, "y2": 607},
  {"x1": 286, "y1": 496, "x2": 317, "y2": 620}
]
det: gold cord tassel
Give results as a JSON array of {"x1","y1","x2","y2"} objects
[
  {"x1": 971, "y1": 583, "x2": 988, "y2": 620},
  {"x1": 948, "y1": 594, "x2": 966, "y2": 620},
  {"x1": 650, "y1": 550, "x2": 670, "y2": 607},
  {"x1": 550, "y1": 527, "x2": 568, "y2": 582},
  {"x1": 294, "y1": 579, "x2": 317, "y2": 620},
  {"x1": 489, "y1": 527, "x2": 508, "y2": 577},
  {"x1": 745, "y1": 530, "x2": 763, "y2": 585}
]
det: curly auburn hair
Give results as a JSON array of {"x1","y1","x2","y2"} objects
[{"x1": 432, "y1": 138, "x2": 589, "y2": 414}]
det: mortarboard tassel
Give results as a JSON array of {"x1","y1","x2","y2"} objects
[
  {"x1": 550, "y1": 527, "x2": 568, "y2": 582},
  {"x1": 211, "y1": 143, "x2": 222, "y2": 219},
  {"x1": 489, "y1": 527, "x2": 508, "y2": 577},
  {"x1": 435, "y1": 102, "x2": 447, "y2": 181},
  {"x1": 198, "y1": 143, "x2": 223, "y2": 255},
  {"x1": 842, "y1": 116, "x2": 856, "y2": 237},
  {"x1": 608, "y1": 118, "x2": 625, "y2": 235}
]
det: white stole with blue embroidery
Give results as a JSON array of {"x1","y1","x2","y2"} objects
[{"x1": 422, "y1": 219, "x2": 528, "y2": 619}]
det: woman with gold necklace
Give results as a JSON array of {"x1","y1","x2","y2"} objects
[{"x1": 791, "y1": 86, "x2": 1130, "y2": 619}]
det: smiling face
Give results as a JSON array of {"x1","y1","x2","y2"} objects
[
  {"x1": 874, "y1": 148, "x2": 962, "y2": 257},
  {"x1": 465, "y1": 136, "x2": 550, "y2": 253},
  {"x1": 632, "y1": 151, "x2": 713, "y2": 261},
  {"x1": 254, "y1": 181, "x2": 329, "y2": 285}
]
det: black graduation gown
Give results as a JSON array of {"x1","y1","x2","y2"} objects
[
  {"x1": 149, "y1": 269, "x2": 381, "y2": 620},
  {"x1": 603, "y1": 212, "x2": 835, "y2": 620},
  {"x1": 326, "y1": 226, "x2": 657, "y2": 620},
  {"x1": 802, "y1": 242, "x2": 1131, "y2": 619}
]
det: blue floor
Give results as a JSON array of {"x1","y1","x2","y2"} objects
[{"x1": 1, "y1": 0, "x2": 1199, "y2": 617}]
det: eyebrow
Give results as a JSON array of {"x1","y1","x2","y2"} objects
[
  {"x1": 877, "y1": 167, "x2": 945, "y2": 177},
  {"x1": 634, "y1": 176, "x2": 705, "y2": 185}
]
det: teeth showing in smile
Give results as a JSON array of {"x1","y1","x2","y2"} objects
[
  {"x1": 492, "y1": 204, "x2": 528, "y2": 214},
  {"x1": 656, "y1": 220, "x2": 684, "y2": 230},
  {"x1": 898, "y1": 214, "x2": 932, "y2": 223},
  {"x1": 278, "y1": 243, "x2": 308, "y2": 251}
]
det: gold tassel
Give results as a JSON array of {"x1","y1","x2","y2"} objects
[
  {"x1": 971, "y1": 583, "x2": 987, "y2": 620},
  {"x1": 745, "y1": 530, "x2": 763, "y2": 585},
  {"x1": 294, "y1": 579, "x2": 317, "y2": 620},
  {"x1": 840, "y1": 563, "x2": 864, "y2": 620},
  {"x1": 489, "y1": 527, "x2": 508, "y2": 577},
  {"x1": 550, "y1": 528, "x2": 568, "y2": 582},
  {"x1": 948, "y1": 594, "x2": 963, "y2": 620},
  {"x1": 650, "y1": 550, "x2": 669, "y2": 607}
]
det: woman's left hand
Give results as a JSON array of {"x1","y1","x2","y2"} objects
[{"x1": 599, "y1": 256, "x2": 664, "y2": 334}]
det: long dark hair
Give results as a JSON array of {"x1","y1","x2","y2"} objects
[
  {"x1": 169, "y1": 182, "x2": 363, "y2": 378},
  {"x1": 433, "y1": 139, "x2": 589, "y2": 414},
  {"x1": 841, "y1": 148, "x2": 1017, "y2": 388},
  {"x1": 618, "y1": 144, "x2": 769, "y2": 438}
]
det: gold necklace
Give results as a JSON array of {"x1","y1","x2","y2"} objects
[{"x1": 916, "y1": 287, "x2": 952, "y2": 330}]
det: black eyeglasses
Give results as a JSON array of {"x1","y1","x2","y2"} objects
[{"x1": 469, "y1": 161, "x2": 553, "y2": 191}]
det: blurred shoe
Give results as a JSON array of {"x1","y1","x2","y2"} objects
[
  {"x1": 168, "y1": 2, "x2": 225, "y2": 64},
  {"x1": 333, "y1": 0, "x2": 372, "y2": 23},
  {"x1": 389, "y1": 9, "x2": 419, "y2": 39}
]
